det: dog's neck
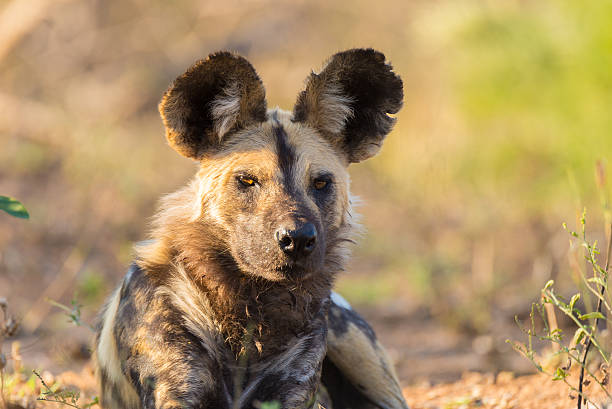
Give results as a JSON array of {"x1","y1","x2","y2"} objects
[
  {"x1": 199, "y1": 262, "x2": 330, "y2": 358},
  {"x1": 182, "y1": 243, "x2": 333, "y2": 359},
  {"x1": 141, "y1": 216, "x2": 334, "y2": 360}
]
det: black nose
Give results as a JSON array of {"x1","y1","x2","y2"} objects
[{"x1": 276, "y1": 223, "x2": 317, "y2": 259}]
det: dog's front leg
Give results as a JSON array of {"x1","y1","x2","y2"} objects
[
  {"x1": 117, "y1": 339, "x2": 231, "y2": 409},
  {"x1": 96, "y1": 268, "x2": 232, "y2": 409}
]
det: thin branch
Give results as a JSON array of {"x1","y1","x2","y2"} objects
[{"x1": 38, "y1": 398, "x2": 82, "y2": 409}]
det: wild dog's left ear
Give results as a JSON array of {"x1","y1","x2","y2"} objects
[{"x1": 293, "y1": 48, "x2": 403, "y2": 163}]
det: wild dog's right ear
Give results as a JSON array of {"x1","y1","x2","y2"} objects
[
  {"x1": 293, "y1": 49, "x2": 403, "y2": 164},
  {"x1": 159, "y1": 52, "x2": 267, "y2": 159}
]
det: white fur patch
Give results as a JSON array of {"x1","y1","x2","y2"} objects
[
  {"x1": 97, "y1": 288, "x2": 122, "y2": 383},
  {"x1": 211, "y1": 83, "x2": 241, "y2": 138},
  {"x1": 156, "y1": 265, "x2": 220, "y2": 351},
  {"x1": 319, "y1": 84, "x2": 353, "y2": 135},
  {"x1": 331, "y1": 291, "x2": 352, "y2": 310},
  {"x1": 96, "y1": 287, "x2": 140, "y2": 408},
  {"x1": 195, "y1": 175, "x2": 222, "y2": 223}
]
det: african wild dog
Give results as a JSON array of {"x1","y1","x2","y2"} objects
[{"x1": 94, "y1": 49, "x2": 408, "y2": 409}]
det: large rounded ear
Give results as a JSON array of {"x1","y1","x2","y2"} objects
[
  {"x1": 159, "y1": 52, "x2": 268, "y2": 159},
  {"x1": 293, "y1": 49, "x2": 403, "y2": 163}
]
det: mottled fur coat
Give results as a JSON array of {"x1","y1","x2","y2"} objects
[{"x1": 94, "y1": 49, "x2": 408, "y2": 409}]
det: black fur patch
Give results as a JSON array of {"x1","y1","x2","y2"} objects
[
  {"x1": 327, "y1": 303, "x2": 377, "y2": 344},
  {"x1": 321, "y1": 357, "x2": 380, "y2": 409},
  {"x1": 293, "y1": 48, "x2": 403, "y2": 163},
  {"x1": 272, "y1": 124, "x2": 296, "y2": 191},
  {"x1": 159, "y1": 51, "x2": 267, "y2": 159}
]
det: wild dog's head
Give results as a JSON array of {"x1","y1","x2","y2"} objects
[{"x1": 157, "y1": 49, "x2": 402, "y2": 282}]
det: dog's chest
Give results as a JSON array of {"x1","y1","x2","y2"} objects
[{"x1": 216, "y1": 323, "x2": 328, "y2": 407}]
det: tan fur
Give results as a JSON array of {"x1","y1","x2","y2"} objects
[{"x1": 327, "y1": 320, "x2": 405, "y2": 409}]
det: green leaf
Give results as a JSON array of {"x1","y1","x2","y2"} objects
[
  {"x1": 587, "y1": 277, "x2": 607, "y2": 288},
  {"x1": 259, "y1": 402, "x2": 281, "y2": 409},
  {"x1": 0, "y1": 196, "x2": 29, "y2": 219},
  {"x1": 579, "y1": 312, "x2": 605, "y2": 320},
  {"x1": 550, "y1": 328, "x2": 563, "y2": 341},
  {"x1": 572, "y1": 328, "x2": 587, "y2": 345},
  {"x1": 83, "y1": 397, "x2": 99, "y2": 409},
  {"x1": 544, "y1": 280, "x2": 555, "y2": 290},
  {"x1": 552, "y1": 367, "x2": 568, "y2": 381},
  {"x1": 569, "y1": 293, "x2": 580, "y2": 310}
]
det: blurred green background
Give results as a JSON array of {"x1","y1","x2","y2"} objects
[{"x1": 1, "y1": 0, "x2": 611, "y2": 384}]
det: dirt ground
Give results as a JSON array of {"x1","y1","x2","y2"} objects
[
  {"x1": 403, "y1": 370, "x2": 610, "y2": 409},
  {"x1": 4, "y1": 363, "x2": 610, "y2": 409}
]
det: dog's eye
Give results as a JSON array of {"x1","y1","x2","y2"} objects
[
  {"x1": 237, "y1": 175, "x2": 257, "y2": 187},
  {"x1": 313, "y1": 178, "x2": 329, "y2": 190}
]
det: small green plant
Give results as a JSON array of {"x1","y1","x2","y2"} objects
[
  {"x1": 34, "y1": 370, "x2": 98, "y2": 409},
  {"x1": 510, "y1": 210, "x2": 612, "y2": 408},
  {"x1": 510, "y1": 162, "x2": 612, "y2": 409},
  {"x1": 1, "y1": 198, "x2": 98, "y2": 409},
  {"x1": 36, "y1": 297, "x2": 98, "y2": 408},
  {"x1": 47, "y1": 295, "x2": 95, "y2": 331},
  {"x1": 510, "y1": 213, "x2": 612, "y2": 409}
]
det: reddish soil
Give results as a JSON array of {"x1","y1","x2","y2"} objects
[
  {"x1": 4, "y1": 364, "x2": 610, "y2": 409},
  {"x1": 403, "y1": 371, "x2": 611, "y2": 409}
]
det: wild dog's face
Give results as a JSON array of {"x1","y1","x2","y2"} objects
[
  {"x1": 193, "y1": 118, "x2": 351, "y2": 281},
  {"x1": 159, "y1": 50, "x2": 403, "y2": 281}
]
